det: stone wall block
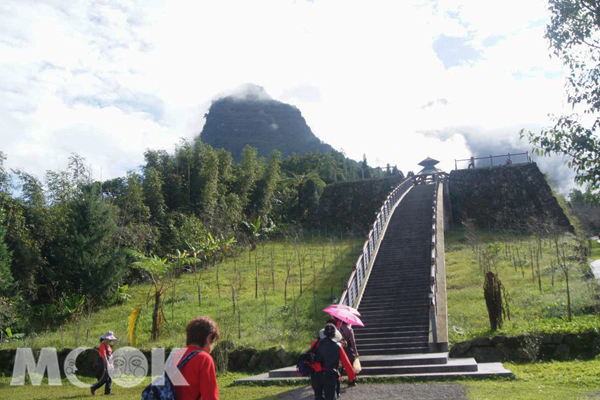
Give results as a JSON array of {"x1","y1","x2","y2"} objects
[{"x1": 551, "y1": 333, "x2": 565, "y2": 344}]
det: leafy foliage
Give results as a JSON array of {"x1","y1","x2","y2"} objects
[{"x1": 521, "y1": 0, "x2": 600, "y2": 194}]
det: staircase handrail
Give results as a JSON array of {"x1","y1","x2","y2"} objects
[
  {"x1": 339, "y1": 176, "x2": 414, "y2": 307},
  {"x1": 429, "y1": 172, "x2": 448, "y2": 344}
]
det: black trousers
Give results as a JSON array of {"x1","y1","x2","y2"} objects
[
  {"x1": 91, "y1": 362, "x2": 112, "y2": 394},
  {"x1": 311, "y1": 370, "x2": 339, "y2": 400}
]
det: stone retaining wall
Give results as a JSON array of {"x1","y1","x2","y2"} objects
[
  {"x1": 450, "y1": 331, "x2": 600, "y2": 363},
  {"x1": 448, "y1": 163, "x2": 572, "y2": 230},
  {"x1": 0, "y1": 343, "x2": 299, "y2": 377}
]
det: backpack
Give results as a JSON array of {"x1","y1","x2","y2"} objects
[
  {"x1": 296, "y1": 339, "x2": 322, "y2": 377},
  {"x1": 141, "y1": 350, "x2": 200, "y2": 400}
]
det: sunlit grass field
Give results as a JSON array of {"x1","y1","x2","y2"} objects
[
  {"x1": 445, "y1": 228, "x2": 600, "y2": 344},
  {"x1": 2, "y1": 236, "x2": 363, "y2": 354}
]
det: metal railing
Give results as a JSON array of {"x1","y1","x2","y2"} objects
[
  {"x1": 339, "y1": 177, "x2": 414, "y2": 308},
  {"x1": 429, "y1": 173, "x2": 446, "y2": 344},
  {"x1": 454, "y1": 152, "x2": 532, "y2": 170}
]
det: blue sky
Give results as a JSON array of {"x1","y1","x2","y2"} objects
[{"x1": 0, "y1": 0, "x2": 576, "y2": 192}]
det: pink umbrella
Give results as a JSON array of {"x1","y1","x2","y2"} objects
[
  {"x1": 323, "y1": 304, "x2": 361, "y2": 316},
  {"x1": 323, "y1": 307, "x2": 365, "y2": 327}
]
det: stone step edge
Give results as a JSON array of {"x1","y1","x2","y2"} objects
[{"x1": 234, "y1": 363, "x2": 513, "y2": 384}]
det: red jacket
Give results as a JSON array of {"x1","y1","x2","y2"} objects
[
  {"x1": 98, "y1": 343, "x2": 112, "y2": 359},
  {"x1": 171, "y1": 346, "x2": 219, "y2": 400}
]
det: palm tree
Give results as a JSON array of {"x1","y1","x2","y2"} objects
[
  {"x1": 280, "y1": 172, "x2": 326, "y2": 218},
  {"x1": 129, "y1": 251, "x2": 197, "y2": 340}
]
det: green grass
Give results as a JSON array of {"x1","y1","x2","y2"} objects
[
  {"x1": 0, "y1": 374, "x2": 305, "y2": 400},
  {"x1": 445, "y1": 228, "x2": 600, "y2": 343},
  {"x1": 2, "y1": 236, "x2": 363, "y2": 353},
  {"x1": 3, "y1": 358, "x2": 600, "y2": 399},
  {"x1": 463, "y1": 357, "x2": 600, "y2": 399}
]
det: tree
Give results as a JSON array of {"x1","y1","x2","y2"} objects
[
  {"x1": 280, "y1": 171, "x2": 326, "y2": 220},
  {"x1": 0, "y1": 209, "x2": 14, "y2": 297},
  {"x1": 521, "y1": 1, "x2": 600, "y2": 194},
  {"x1": 130, "y1": 250, "x2": 198, "y2": 340},
  {"x1": 143, "y1": 167, "x2": 166, "y2": 223},
  {"x1": 50, "y1": 185, "x2": 126, "y2": 305}
]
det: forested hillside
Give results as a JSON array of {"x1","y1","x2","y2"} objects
[{"x1": 0, "y1": 134, "x2": 398, "y2": 340}]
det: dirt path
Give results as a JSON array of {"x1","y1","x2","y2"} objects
[{"x1": 277, "y1": 383, "x2": 467, "y2": 400}]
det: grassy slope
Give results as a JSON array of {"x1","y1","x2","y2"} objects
[
  {"x1": 3, "y1": 236, "x2": 362, "y2": 353},
  {"x1": 445, "y1": 229, "x2": 600, "y2": 343},
  {"x1": 4, "y1": 229, "x2": 600, "y2": 399}
]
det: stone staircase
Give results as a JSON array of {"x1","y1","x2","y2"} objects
[
  {"x1": 355, "y1": 184, "x2": 434, "y2": 357},
  {"x1": 237, "y1": 182, "x2": 512, "y2": 383}
]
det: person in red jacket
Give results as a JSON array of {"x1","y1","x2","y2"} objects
[
  {"x1": 91, "y1": 331, "x2": 117, "y2": 395},
  {"x1": 171, "y1": 316, "x2": 220, "y2": 400},
  {"x1": 311, "y1": 323, "x2": 356, "y2": 400}
]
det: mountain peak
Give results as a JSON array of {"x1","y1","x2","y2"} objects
[
  {"x1": 200, "y1": 85, "x2": 333, "y2": 161},
  {"x1": 215, "y1": 83, "x2": 273, "y2": 102}
]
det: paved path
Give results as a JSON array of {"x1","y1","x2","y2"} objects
[{"x1": 277, "y1": 383, "x2": 467, "y2": 400}]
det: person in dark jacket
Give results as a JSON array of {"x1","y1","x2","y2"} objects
[{"x1": 311, "y1": 323, "x2": 356, "y2": 400}]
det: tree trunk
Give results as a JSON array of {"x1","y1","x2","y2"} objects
[
  {"x1": 565, "y1": 270, "x2": 572, "y2": 322},
  {"x1": 152, "y1": 292, "x2": 161, "y2": 341}
]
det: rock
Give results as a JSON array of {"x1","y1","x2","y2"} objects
[
  {"x1": 495, "y1": 343, "x2": 514, "y2": 360},
  {"x1": 228, "y1": 346, "x2": 258, "y2": 372},
  {"x1": 275, "y1": 346, "x2": 293, "y2": 366},
  {"x1": 539, "y1": 344, "x2": 557, "y2": 360},
  {"x1": 551, "y1": 333, "x2": 565, "y2": 344},
  {"x1": 540, "y1": 334, "x2": 552, "y2": 344},
  {"x1": 449, "y1": 341, "x2": 471, "y2": 357},
  {"x1": 514, "y1": 348, "x2": 535, "y2": 362},
  {"x1": 255, "y1": 347, "x2": 282, "y2": 371},
  {"x1": 248, "y1": 353, "x2": 261, "y2": 369},
  {"x1": 553, "y1": 344, "x2": 570, "y2": 358},
  {"x1": 592, "y1": 338, "x2": 600, "y2": 355},
  {"x1": 504, "y1": 337, "x2": 520, "y2": 349},
  {"x1": 492, "y1": 335, "x2": 507, "y2": 345},
  {"x1": 466, "y1": 347, "x2": 506, "y2": 363},
  {"x1": 471, "y1": 337, "x2": 492, "y2": 347},
  {"x1": 564, "y1": 334, "x2": 581, "y2": 349}
]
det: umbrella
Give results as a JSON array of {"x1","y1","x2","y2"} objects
[
  {"x1": 323, "y1": 304, "x2": 361, "y2": 316},
  {"x1": 323, "y1": 307, "x2": 365, "y2": 327}
]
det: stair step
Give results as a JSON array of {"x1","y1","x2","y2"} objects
[
  {"x1": 356, "y1": 335, "x2": 429, "y2": 345},
  {"x1": 355, "y1": 330, "x2": 428, "y2": 339},
  {"x1": 354, "y1": 325, "x2": 428, "y2": 334},
  {"x1": 359, "y1": 353, "x2": 449, "y2": 367},
  {"x1": 359, "y1": 346, "x2": 430, "y2": 356},
  {"x1": 358, "y1": 339, "x2": 430, "y2": 350},
  {"x1": 358, "y1": 358, "x2": 478, "y2": 375}
]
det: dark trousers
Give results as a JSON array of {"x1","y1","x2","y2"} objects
[
  {"x1": 91, "y1": 363, "x2": 112, "y2": 394},
  {"x1": 311, "y1": 370, "x2": 339, "y2": 400}
]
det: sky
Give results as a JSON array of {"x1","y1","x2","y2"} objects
[{"x1": 0, "y1": 0, "x2": 577, "y2": 193}]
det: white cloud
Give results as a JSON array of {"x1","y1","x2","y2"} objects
[{"x1": 0, "y1": 0, "x2": 575, "y2": 192}]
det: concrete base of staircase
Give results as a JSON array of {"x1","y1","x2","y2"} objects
[{"x1": 234, "y1": 357, "x2": 513, "y2": 384}]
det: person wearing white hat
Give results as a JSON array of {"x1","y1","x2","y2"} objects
[{"x1": 91, "y1": 331, "x2": 117, "y2": 395}]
